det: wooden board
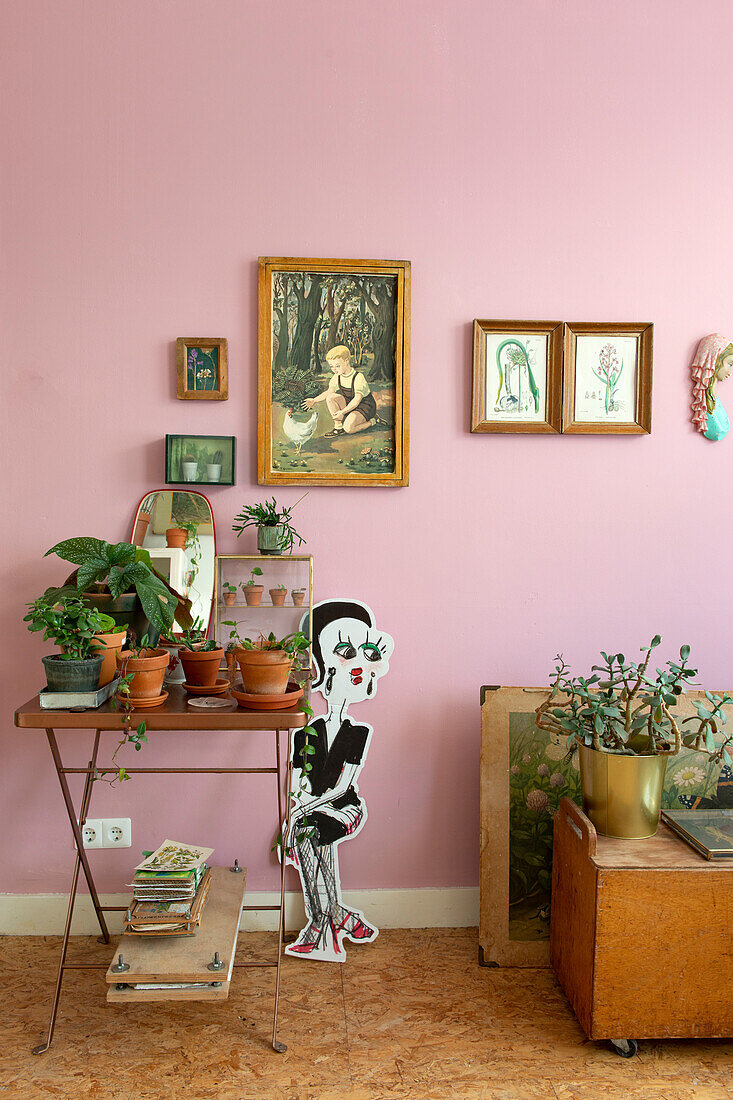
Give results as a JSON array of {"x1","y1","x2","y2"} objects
[
  {"x1": 106, "y1": 867, "x2": 246, "y2": 998},
  {"x1": 107, "y1": 982, "x2": 231, "y2": 1004}
]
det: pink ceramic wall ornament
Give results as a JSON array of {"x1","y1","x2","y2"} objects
[{"x1": 691, "y1": 334, "x2": 733, "y2": 441}]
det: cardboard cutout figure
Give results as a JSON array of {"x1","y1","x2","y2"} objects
[
  {"x1": 284, "y1": 598, "x2": 394, "y2": 961},
  {"x1": 691, "y1": 333, "x2": 733, "y2": 441}
]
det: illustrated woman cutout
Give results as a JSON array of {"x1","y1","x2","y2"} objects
[{"x1": 284, "y1": 598, "x2": 394, "y2": 961}]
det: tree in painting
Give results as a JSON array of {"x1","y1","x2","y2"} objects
[{"x1": 270, "y1": 272, "x2": 397, "y2": 476}]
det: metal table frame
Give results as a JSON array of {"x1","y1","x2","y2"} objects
[{"x1": 14, "y1": 689, "x2": 304, "y2": 1055}]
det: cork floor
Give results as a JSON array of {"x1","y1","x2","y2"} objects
[{"x1": 1, "y1": 929, "x2": 731, "y2": 1100}]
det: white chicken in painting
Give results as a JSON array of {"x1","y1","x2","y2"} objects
[{"x1": 283, "y1": 407, "x2": 318, "y2": 454}]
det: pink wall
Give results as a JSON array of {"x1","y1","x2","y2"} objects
[{"x1": 3, "y1": 0, "x2": 733, "y2": 896}]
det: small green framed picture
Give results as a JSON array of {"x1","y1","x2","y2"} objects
[{"x1": 165, "y1": 434, "x2": 236, "y2": 486}]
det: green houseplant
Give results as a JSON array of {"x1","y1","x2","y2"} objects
[
  {"x1": 222, "y1": 581, "x2": 237, "y2": 607},
  {"x1": 232, "y1": 495, "x2": 307, "y2": 555},
  {"x1": 177, "y1": 619, "x2": 223, "y2": 688},
  {"x1": 222, "y1": 626, "x2": 310, "y2": 695},
  {"x1": 270, "y1": 583, "x2": 287, "y2": 607},
  {"x1": 242, "y1": 565, "x2": 264, "y2": 606},
  {"x1": 24, "y1": 593, "x2": 116, "y2": 692},
  {"x1": 536, "y1": 636, "x2": 733, "y2": 838},
  {"x1": 44, "y1": 537, "x2": 192, "y2": 646}
]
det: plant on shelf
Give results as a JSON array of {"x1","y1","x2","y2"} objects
[
  {"x1": 291, "y1": 587, "x2": 306, "y2": 607},
  {"x1": 270, "y1": 582, "x2": 288, "y2": 607},
  {"x1": 242, "y1": 565, "x2": 264, "y2": 606},
  {"x1": 222, "y1": 626, "x2": 311, "y2": 695},
  {"x1": 232, "y1": 494, "x2": 308, "y2": 555},
  {"x1": 535, "y1": 636, "x2": 733, "y2": 838},
  {"x1": 44, "y1": 537, "x2": 192, "y2": 645},
  {"x1": 222, "y1": 581, "x2": 237, "y2": 607},
  {"x1": 182, "y1": 452, "x2": 198, "y2": 482},
  {"x1": 24, "y1": 593, "x2": 117, "y2": 693},
  {"x1": 207, "y1": 449, "x2": 223, "y2": 482}
]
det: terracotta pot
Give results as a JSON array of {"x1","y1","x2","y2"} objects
[
  {"x1": 291, "y1": 590, "x2": 305, "y2": 607},
  {"x1": 270, "y1": 588, "x2": 287, "y2": 607},
  {"x1": 243, "y1": 585, "x2": 264, "y2": 607},
  {"x1": 116, "y1": 648, "x2": 168, "y2": 700},
  {"x1": 90, "y1": 629, "x2": 128, "y2": 687},
  {"x1": 133, "y1": 513, "x2": 151, "y2": 546},
  {"x1": 225, "y1": 651, "x2": 238, "y2": 681},
  {"x1": 223, "y1": 591, "x2": 236, "y2": 607},
  {"x1": 235, "y1": 647, "x2": 293, "y2": 695},
  {"x1": 178, "y1": 646, "x2": 224, "y2": 687},
  {"x1": 166, "y1": 527, "x2": 188, "y2": 549}
]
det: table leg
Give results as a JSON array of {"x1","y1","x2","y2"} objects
[
  {"x1": 271, "y1": 726, "x2": 292, "y2": 1054},
  {"x1": 33, "y1": 729, "x2": 104, "y2": 1054}
]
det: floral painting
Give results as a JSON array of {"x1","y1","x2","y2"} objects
[
  {"x1": 258, "y1": 258, "x2": 410, "y2": 486},
  {"x1": 186, "y1": 346, "x2": 219, "y2": 392},
  {"x1": 176, "y1": 337, "x2": 228, "y2": 401}
]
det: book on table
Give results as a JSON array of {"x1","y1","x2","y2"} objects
[{"x1": 661, "y1": 809, "x2": 733, "y2": 860}]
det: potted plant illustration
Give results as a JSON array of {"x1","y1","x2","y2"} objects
[
  {"x1": 222, "y1": 581, "x2": 237, "y2": 607},
  {"x1": 182, "y1": 452, "x2": 198, "y2": 482},
  {"x1": 24, "y1": 593, "x2": 116, "y2": 693},
  {"x1": 535, "y1": 637, "x2": 733, "y2": 839},
  {"x1": 44, "y1": 537, "x2": 192, "y2": 647},
  {"x1": 232, "y1": 495, "x2": 307, "y2": 556},
  {"x1": 116, "y1": 634, "x2": 169, "y2": 702},
  {"x1": 206, "y1": 449, "x2": 223, "y2": 482},
  {"x1": 90, "y1": 623, "x2": 128, "y2": 687},
  {"x1": 270, "y1": 583, "x2": 287, "y2": 607},
  {"x1": 222, "y1": 626, "x2": 310, "y2": 695},
  {"x1": 177, "y1": 619, "x2": 223, "y2": 688},
  {"x1": 291, "y1": 588, "x2": 306, "y2": 608},
  {"x1": 242, "y1": 566, "x2": 264, "y2": 606}
]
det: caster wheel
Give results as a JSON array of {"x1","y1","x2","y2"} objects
[
  {"x1": 272, "y1": 1040, "x2": 287, "y2": 1054},
  {"x1": 610, "y1": 1038, "x2": 638, "y2": 1058}
]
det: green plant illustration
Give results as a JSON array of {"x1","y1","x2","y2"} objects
[{"x1": 495, "y1": 339, "x2": 540, "y2": 415}]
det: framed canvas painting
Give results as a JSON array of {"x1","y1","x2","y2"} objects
[
  {"x1": 562, "y1": 322, "x2": 653, "y2": 433},
  {"x1": 258, "y1": 257, "x2": 410, "y2": 487},
  {"x1": 176, "y1": 338, "x2": 228, "y2": 400},
  {"x1": 479, "y1": 685, "x2": 729, "y2": 967},
  {"x1": 471, "y1": 320, "x2": 563, "y2": 433}
]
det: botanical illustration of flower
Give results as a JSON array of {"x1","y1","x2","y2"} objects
[
  {"x1": 549, "y1": 772, "x2": 564, "y2": 788},
  {"x1": 674, "y1": 765, "x2": 706, "y2": 788},
  {"x1": 526, "y1": 789, "x2": 550, "y2": 814},
  {"x1": 593, "y1": 342, "x2": 624, "y2": 415},
  {"x1": 537, "y1": 763, "x2": 549, "y2": 777}
]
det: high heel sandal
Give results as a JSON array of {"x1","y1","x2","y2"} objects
[
  {"x1": 286, "y1": 918, "x2": 325, "y2": 954},
  {"x1": 333, "y1": 912, "x2": 376, "y2": 940}
]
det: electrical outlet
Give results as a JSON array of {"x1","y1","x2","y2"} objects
[
  {"x1": 101, "y1": 818, "x2": 131, "y2": 848},
  {"x1": 80, "y1": 819, "x2": 103, "y2": 849}
]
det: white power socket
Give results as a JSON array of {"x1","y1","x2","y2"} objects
[{"x1": 77, "y1": 817, "x2": 131, "y2": 849}]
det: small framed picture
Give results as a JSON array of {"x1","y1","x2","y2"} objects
[
  {"x1": 471, "y1": 320, "x2": 563, "y2": 433},
  {"x1": 165, "y1": 434, "x2": 236, "y2": 485},
  {"x1": 176, "y1": 338, "x2": 228, "y2": 401},
  {"x1": 562, "y1": 322, "x2": 653, "y2": 434}
]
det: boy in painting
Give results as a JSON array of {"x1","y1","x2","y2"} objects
[{"x1": 302, "y1": 345, "x2": 385, "y2": 437}]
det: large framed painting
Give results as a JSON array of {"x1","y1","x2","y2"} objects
[
  {"x1": 562, "y1": 321, "x2": 653, "y2": 433},
  {"x1": 258, "y1": 257, "x2": 410, "y2": 487},
  {"x1": 479, "y1": 685, "x2": 730, "y2": 967},
  {"x1": 471, "y1": 319, "x2": 563, "y2": 433}
]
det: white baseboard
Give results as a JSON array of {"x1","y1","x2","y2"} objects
[{"x1": 0, "y1": 887, "x2": 478, "y2": 935}]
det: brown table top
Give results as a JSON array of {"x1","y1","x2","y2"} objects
[
  {"x1": 593, "y1": 822, "x2": 725, "y2": 870},
  {"x1": 14, "y1": 684, "x2": 307, "y2": 731}
]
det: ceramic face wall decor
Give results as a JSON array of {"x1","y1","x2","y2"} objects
[
  {"x1": 691, "y1": 333, "x2": 733, "y2": 441},
  {"x1": 284, "y1": 598, "x2": 394, "y2": 962}
]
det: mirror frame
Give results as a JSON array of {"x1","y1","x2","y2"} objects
[{"x1": 130, "y1": 489, "x2": 218, "y2": 636}]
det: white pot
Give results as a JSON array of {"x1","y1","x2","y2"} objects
[
  {"x1": 206, "y1": 463, "x2": 222, "y2": 482},
  {"x1": 182, "y1": 460, "x2": 198, "y2": 482}
]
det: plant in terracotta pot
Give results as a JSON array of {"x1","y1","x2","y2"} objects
[
  {"x1": 232, "y1": 494, "x2": 307, "y2": 556},
  {"x1": 177, "y1": 619, "x2": 223, "y2": 688},
  {"x1": 165, "y1": 526, "x2": 187, "y2": 549},
  {"x1": 270, "y1": 583, "x2": 287, "y2": 607},
  {"x1": 24, "y1": 593, "x2": 115, "y2": 693},
  {"x1": 223, "y1": 627, "x2": 310, "y2": 695},
  {"x1": 535, "y1": 637, "x2": 733, "y2": 839},
  {"x1": 116, "y1": 634, "x2": 169, "y2": 702},
  {"x1": 242, "y1": 566, "x2": 264, "y2": 606},
  {"x1": 222, "y1": 582, "x2": 237, "y2": 607},
  {"x1": 291, "y1": 588, "x2": 306, "y2": 607},
  {"x1": 44, "y1": 537, "x2": 192, "y2": 647},
  {"x1": 90, "y1": 624, "x2": 128, "y2": 687}
]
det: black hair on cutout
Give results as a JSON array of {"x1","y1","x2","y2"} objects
[{"x1": 310, "y1": 600, "x2": 373, "y2": 688}]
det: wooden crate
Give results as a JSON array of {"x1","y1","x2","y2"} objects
[{"x1": 550, "y1": 798, "x2": 733, "y2": 1040}]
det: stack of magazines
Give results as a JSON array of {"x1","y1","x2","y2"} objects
[{"x1": 124, "y1": 839, "x2": 214, "y2": 936}]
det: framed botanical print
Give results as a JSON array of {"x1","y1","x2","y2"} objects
[
  {"x1": 471, "y1": 320, "x2": 563, "y2": 433},
  {"x1": 562, "y1": 322, "x2": 653, "y2": 434},
  {"x1": 176, "y1": 338, "x2": 228, "y2": 401},
  {"x1": 258, "y1": 257, "x2": 410, "y2": 487}
]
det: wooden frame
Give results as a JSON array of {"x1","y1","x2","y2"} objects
[
  {"x1": 258, "y1": 257, "x2": 410, "y2": 487},
  {"x1": 562, "y1": 322, "x2": 653, "y2": 434},
  {"x1": 471, "y1": 319, "x2": 563, "y2": 434},
  {"x1": 176, "y1": 337, "x2": 229, "y2": 400}
]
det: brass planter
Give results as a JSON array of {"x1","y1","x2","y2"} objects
[{"x1": 578, "y1": 745, "x2": 668, "y2": 839}]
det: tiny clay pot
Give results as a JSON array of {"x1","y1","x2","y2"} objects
[
  {"x1": 166, "y1": 528, "x2": 188, "y2": 550},
  {"x1": 291, "y1": 590, "x2": 305, "y2": 607},
  {"x1": 243, "y1": 585, "x2": 264, "y2": 607},
  {"x1": 270, "y1": 588, "x2": 287, "y2": 607},
  {"x1": 223, "y1": 592, "x2": 237, "y2": 607}
]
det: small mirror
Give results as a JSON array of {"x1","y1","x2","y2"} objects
[{"x1": 131, "y1": 490, "x2": 216, "y2": 634}]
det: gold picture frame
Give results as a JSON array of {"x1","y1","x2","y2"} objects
[
  {"x1": 471, "y1": 320, "x2": 563, "y2": 434},
  {"x1": 176, "y1": 337, "x2": 229, "y2": 401},
  {"x1": 562, "y1": 322, "x2": 653, "y2": 434},
  {"x1": 258, "y1": 257, "x2": 410, "y2": 487}
]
